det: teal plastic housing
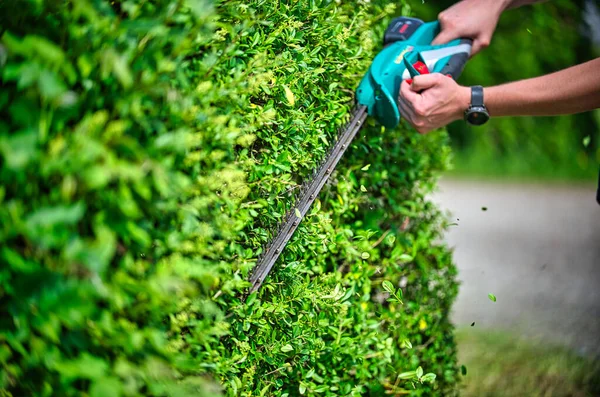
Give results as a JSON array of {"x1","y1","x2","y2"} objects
[{"x1": 356, "y1": 21, "x2": 466, "y2": 129}]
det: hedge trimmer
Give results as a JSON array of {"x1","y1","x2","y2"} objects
[{"x1": 248, "y1": 17, "x2": 472, "y2": 293}]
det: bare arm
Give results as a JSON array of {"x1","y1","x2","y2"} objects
[{"x1": 485, "y1": 58, "x2": 600, "y2": 117}]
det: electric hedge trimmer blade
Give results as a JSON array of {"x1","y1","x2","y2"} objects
[
  {"x1": 247, "y1": 16, "x2": 471, "y2": 294},
  {"x1": 248, "y1": 106, "x2": 368, "y2": 293}
]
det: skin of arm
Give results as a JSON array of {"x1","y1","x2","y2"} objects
[
  {"x1": 397, "y1": 58, "x2": 600, "y2": 134},
  {"x1": 484, "y1": 58, "x2": 600, "y2": 117}
]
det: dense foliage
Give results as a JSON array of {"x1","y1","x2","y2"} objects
[
  {"x1": 0, "y1": 0, "x2": 460, "y2": 396},
  {"x1": 414, "y1": 0, "x2": 599, "y2": 180}
]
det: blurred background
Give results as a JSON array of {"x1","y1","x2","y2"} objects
[{"x1": 411, "y1": 0, "x2": 600, "y2": 395}]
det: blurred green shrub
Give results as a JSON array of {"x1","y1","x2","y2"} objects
[
  {"x1": 0, "y1": 1, "x2": 459, "y2": 396},
  {"x1": 411, "y1": 0, "x2": 599, "y2": 181}
]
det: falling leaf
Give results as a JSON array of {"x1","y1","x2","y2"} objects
[
  {"x1": 361, "y1": 164, "x2": 371, "y2": 171},
  {"x1": 361, "y1": 252, "x2": 370, "y2": 259},
  {"x1": 471, "y1": 322, "x2": 475, "y2": 327},
  {"x1": 360, "y1": 185, "x2": 367, "y2": 192},
  {"x1": 461, "y1": 365, "x2": 467, "y2": 376},
  {"x1": 488, "y1": 293, "x2": 497, "y2": 302},
  {"x1": 294, "y1": 208, "x2": 301, "y2": 218},
  {"x1": 481, "y1": 207, "x2": 488, "y2": 211},
  {"x1": 583, "y1": 136, "x2": 591, "y2": 147},
  {"x1": 282, "y1": 84, "x2": 295, "y2": 106}
]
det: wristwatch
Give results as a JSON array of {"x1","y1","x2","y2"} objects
[{"x1": 464, "y1": 85, "x2": 490, "y2": 126}]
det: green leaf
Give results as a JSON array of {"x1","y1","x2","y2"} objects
[
  {"x1": 294, "y1": 208, "x2": 302, "y2": 218},
  {"x1": 90, "y1": 377, "x2": 122, "y2": 397},
  {"x1": 280, "y1": 344, "x2": 293, "y2": 353},
  {"x1": 361, "y1": 164, "x2": 371, "y2": 171},
  {"x1": 38, "y1": 69, "x2": 67, "y2": 100},
  {"x1": 111, "y1": 52, "x2": 133, "y2": 89},
  {"x1": 416, "y1": 366, "x2": 423, "y2": 379},
  {"x1": 397, "y1": 370, "x2": 417, "y2": 380},
  {"x1": 421, "y1": 373, "x2": 436, "y2": 383},
  {"x1": 52, "y1": 353, "x2": 108, "y2": 380},
  {"x1": 400, "y1": 339, "x2": 412, "y2": 349},
  {"x1": 360, "y1": 185, "x2": 367, "y2": 192},
  {"x1": 488, "y1": 293, "x2": 497, "y2": 302},
  {"x1": 299, "y1": 383, "x2": 307, "y2": 395},
  {"x1": 361, "y1": 252, "x2": 370, "y2": 259},
  {"x1": 26, "y1": 202, "x2": 85, "y2": 229},
  {"x1": 583, "y1": 136, "x2": 591, "y2": 147},
  {"x1": 0, "y1": 129, "x2": 38, "y2": 169},
  {"x1": 282, "y1": 84, "x2": 295, "y2": 106},
  {"x1": 382, "y1": 280, "x2": 394, "y2": 293}
]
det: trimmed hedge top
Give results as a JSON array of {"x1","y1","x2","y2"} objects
[{"x1": 1, "y1": 1, "x2": 460, "y2": 396}]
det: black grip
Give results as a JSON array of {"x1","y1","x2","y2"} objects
[
  {"x1": 439, "y1": 38, "x2": 473, "y2": 80},
  {"x1": 383, "y1": 17, "x2": 424, "y2": 46}
]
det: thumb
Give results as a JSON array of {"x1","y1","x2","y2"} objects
[
  {"x1": 411, "y1": 74, "x2": 441, "y2": 92},
  {"x1": 431, "y1": 29, "x2": 457, "y2": 46}
]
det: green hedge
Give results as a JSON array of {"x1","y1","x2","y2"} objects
[{"x1": 0, "y1": 1, "x2": 460, "y2": 396}]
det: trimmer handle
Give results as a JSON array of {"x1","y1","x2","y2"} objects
[
  {"x1": 384, "y1": 16, "x2": 473, "y2": 81},
  {"x1": 403, "y1": 37, "x2": 473, "y2": 82},
  {"x1": 356, "y1": 16, "x2": 473, "y2": 129},
  {"x1": 437, "y1": 38, "x2": 473, "y2": 80}
]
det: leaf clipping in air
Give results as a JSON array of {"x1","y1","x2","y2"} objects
[{"x1": 583, "y1": 136, "x2": 591, "y2": 147}]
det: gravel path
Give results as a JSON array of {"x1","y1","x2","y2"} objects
[{"x1": 432, "y1": 178, "x2": 600, "y2": 357}]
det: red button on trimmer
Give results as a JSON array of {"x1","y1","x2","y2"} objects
[{"x1": 413, "y1": 61, "x2": 429, "y2": 75}]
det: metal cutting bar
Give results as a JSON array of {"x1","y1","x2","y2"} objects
[{"x1": 247, "y1": 105, "x2": 368, "y2": 294}]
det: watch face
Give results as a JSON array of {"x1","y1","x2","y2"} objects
[{"x1": 466, "y1": 108, "x2": 489, "y2": 126}]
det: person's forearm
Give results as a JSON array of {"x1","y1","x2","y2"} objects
[{"x1": 482, "y1": 58, "x2": 600, "y2": 117}]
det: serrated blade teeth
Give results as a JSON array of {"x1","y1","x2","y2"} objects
[{"x1": 247, "y1": 106, "x2": 368, "y2": 294}]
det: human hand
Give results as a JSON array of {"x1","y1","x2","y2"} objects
[
  {"x1": 432, "y1": 0, "x2": 508, "y2": 56},
  {"x1": 397, "y1": 74, "x2": 471, "y2": 134}
]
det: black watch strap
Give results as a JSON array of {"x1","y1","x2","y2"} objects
[{"x1": 471, "y1": 85, "x2": 484, "y2": 107}]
